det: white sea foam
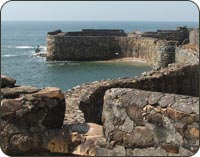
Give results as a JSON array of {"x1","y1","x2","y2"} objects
[
  {"x1": 40, "y1": 46, "x2": 47, "y2": 50},
  {"x1": 2, "y1": 54, "x2": 17, "y2": 57},
  {"x1": 28, "y1": 50, "x2": 36, "y2": 54},
  {"x1": 58, "y1": 63, "x2": 65, "y2": 66},
  {"x1": 46, "y1": 61, "x2": 80, "y2": 66},
  {"x1": 68, "y1": 62, "x2": 80, "y2": 66},
  {"x1": 15, "y1": 46, "x2": 34, "y2": 49}
]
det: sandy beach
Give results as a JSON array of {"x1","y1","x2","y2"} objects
[{"x1": 97, "y1": 57, "x2": 148, "y2": 64}]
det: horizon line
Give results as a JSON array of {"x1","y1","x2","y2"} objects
[{"x1": 2, "y1": 20, "x2": 199, "y2": 23}]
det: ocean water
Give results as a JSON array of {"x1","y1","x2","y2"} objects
[{"x1": 1, "y1": 21, "x2": 198, "y2": 91}]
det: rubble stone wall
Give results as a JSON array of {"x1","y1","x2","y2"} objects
[
  {"x1": 189, "y1": 29, "x2": 199, "y2": 47},
  {"x1": 64, "y1": 63, "x2": 199, "y2": 127},
  {"x1": 102, "y1": 88, "x2": 199, "y2": 155},
  {"x1": 1, "y1": 86, "x2": 65, "y2": 155},
  {"x1": 175, "y1": 46, "x2": 199, "y2": 64},
  {"x1": 46, "y1": 35, "x2": 176, "y2": 68}
]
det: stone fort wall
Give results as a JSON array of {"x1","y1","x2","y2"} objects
[
  {"x1": 46, "y1": 33, "x2": 176, "y2": 68},
  {"x1": 189, "y1": 29, "x2": 199, "y2": 47}
]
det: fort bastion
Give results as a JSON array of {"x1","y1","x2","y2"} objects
[{"x1": 46, "y1": 26, "x2": 198, "y2": 68}]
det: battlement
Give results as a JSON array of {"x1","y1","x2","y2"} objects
[
  {"x1": 47, "y1": 29, "x2": 127, "y2": 37},
  {"x1": 140, "y1": 26, "x2": 189, "y2": 44}
]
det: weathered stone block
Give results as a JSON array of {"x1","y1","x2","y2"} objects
[
  {"x1": 123, "y1": 125, "x2": 155, "y2": 148},
  {"x1": 1, "y1": 86, "x2": 65, "y2": 155},
  {"x1": 161, "y1": 143, "x2": 179, "y2": 154},
  {"x1": 1, "y1": 75, "x2": 16, "y2": 88},
  {"x1": 1, "y1": 86, "x2": 40, "y2": 98}
]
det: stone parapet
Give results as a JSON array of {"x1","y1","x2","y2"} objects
[
  {"x1": 102, "y1": 88, "x2": 199, "y2": 155},
  {"x1": 46, "y1": 34, "x2": 177, "y2": 69},
  {"x1": 64, "y1": 63, "x2": 199, "y2": 126},
  {"x1": 1, "y1": 85, "x2": 65, "y2": 155}
]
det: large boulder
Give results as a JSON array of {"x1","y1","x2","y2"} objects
[
  {"x1": 1, "y1": 75, "x2": 16, "y2": 88},
  {"x1": 1, "y1": 87, "x2": 65, "y2": 155}
]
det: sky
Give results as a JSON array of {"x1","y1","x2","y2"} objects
[{"x1": 1, "y1": 1, "x2": 199, "y2": 22}]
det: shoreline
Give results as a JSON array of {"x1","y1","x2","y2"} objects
[
  {"x1": 96, "y1": 57, "x2": 148, "y2": 64},
  {"x1": 39, "y1": 54, "x2": 150, "y2": 65}
]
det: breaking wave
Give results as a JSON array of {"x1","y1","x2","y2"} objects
[
  {"x1": 15, "y1": 46, "x2": 34, "y2": 49},
  {"x1": 2, "y1": 54, "x2": 18, "y2": 57}
]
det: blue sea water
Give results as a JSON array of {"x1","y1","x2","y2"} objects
[{"x1": 1, "y1": 21, "x2": 198, "y2": 91}]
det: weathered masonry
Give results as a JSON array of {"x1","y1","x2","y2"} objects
[
  {"x1": 46, "y1": 27, "x2": 198, "y2": 68},
  {"x1": 46, "y1": 29, "x2": 182, "y2": 68}
]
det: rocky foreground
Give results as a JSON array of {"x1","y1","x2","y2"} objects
[{"x1": 0, "y1": 62, "x2": 199, "y2": 156}]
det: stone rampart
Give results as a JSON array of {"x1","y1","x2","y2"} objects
[
  {"x1": 189, "y1": 29, "x2": 199, "y2": 47},
  {"x1": 46, "y1": 27, "x2": 198, "y2": 70},
  {"x1": 141, "y1": 26, "x2": 189, "y2": 44},
  {"x1": 46, "y1": 34, "x2": 176, "y2": 68},
  {"x1": 175, "y1": 46, "x2": 199, "y2": 64}
]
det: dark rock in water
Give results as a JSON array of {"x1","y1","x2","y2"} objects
[
  {"x1": 1, "y1": 75, "x2": 16, "y2": 88},
  {"x1": 35, "y1": 48, "x2": 40, "y2": 53}
]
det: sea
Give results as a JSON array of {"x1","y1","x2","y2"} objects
[{"x1": 1, "y1": 21, "x2": 198, "y2": 91}]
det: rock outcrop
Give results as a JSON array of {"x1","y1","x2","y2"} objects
[
  {"x1": 1, "y1": 86, "x2": 40, "y2": 99},
  {"x1": 1, "y1": 75, "x2": 16, "y2": 88}
]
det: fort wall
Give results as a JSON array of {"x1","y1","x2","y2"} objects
[
  {"x1": 141, "y1": 26, "x2": 189, "y2": 44},
  {"x1": 46, "y1": 28, "x2": 197, "y2": 70},
  {"x1": 175, "y1": 47, "x2": 199, "y2": 64},
  {"x1": 189, "y1": 29, "x2": 199, "y2": 47},
  {"x1": 47, "y1": 34, "x2": 176, "y2": 68}
]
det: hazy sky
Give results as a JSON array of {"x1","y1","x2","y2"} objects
[{"x1": 1, "y1": 1, "x2": 199, "y2": 22}]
